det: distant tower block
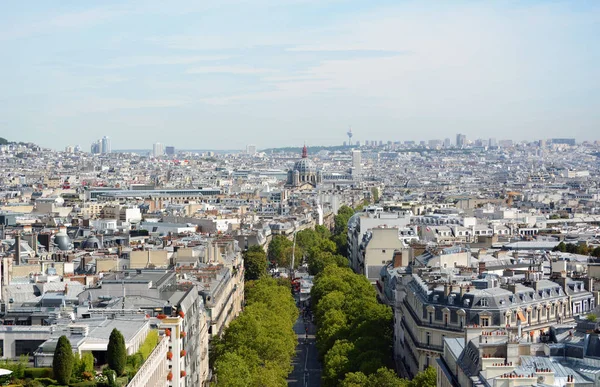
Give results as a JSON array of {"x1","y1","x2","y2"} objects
[{"x1": 347, "y1": 127, "x2": 353, "y2": 146}]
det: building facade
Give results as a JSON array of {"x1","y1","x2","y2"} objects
[{"x1": 394, "y1": 271, "x2": 595, "y2": 378}]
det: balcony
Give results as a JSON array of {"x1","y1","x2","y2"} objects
[
  {"x1": 401, "y1": 318, "x2": 444, "y2": 352},
  {"x1": 402, "y1": 299, "x2": 464, "y2": 332}
]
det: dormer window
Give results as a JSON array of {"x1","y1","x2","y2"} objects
[
  {"x1": 480, "y1": 316, "x2": 491, "y2": 326},
  {"x1": 481, "y1": 298, "x2": 488, "y2": 307}
]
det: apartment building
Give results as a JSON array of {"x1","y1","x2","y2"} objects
[
  {"x1": 347, "y1": 207, "x2": 411, "y2": 273},
  {"x1": 394, "y1": 271, "x2": 595, "y2": 378}
]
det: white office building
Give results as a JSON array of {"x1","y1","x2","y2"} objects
[{"x1": 153, "y1": 142, "x2": 164, "y2": 157}]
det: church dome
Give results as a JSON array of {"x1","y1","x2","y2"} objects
[
  {"x1": 293, "y1": 158, "x2": 316, "y2": 174},
  {"x1": 82, "y1": 235, "x2": 101, "y2": 249}
]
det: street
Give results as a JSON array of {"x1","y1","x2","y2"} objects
[{"x1": 288, "y1": 306, "x2": 321, "y2": 387}]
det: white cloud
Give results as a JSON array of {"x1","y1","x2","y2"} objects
[
  {"x1": 101, "y1": 55, "x2": 233, "y2": 69},
  {"x1": 51, "y1": 98, "x2": 187, "y2": 116},
  {"x1": 186, "y1": 66, "x2": 276, "y2": 75}
]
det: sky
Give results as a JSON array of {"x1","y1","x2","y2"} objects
[{"x1": 1, "y1": 0, "x2": 599, "y2": 150}]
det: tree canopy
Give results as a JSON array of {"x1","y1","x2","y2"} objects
[
  {"x1": 244, "y1": 245, "x2": 268, "y2": 281},
  {"x1": 213, "y1": 278, "x2": 298, "y2": 387},
  {"x1": 553, "y1": 241, "x2": 600, "y2": 257},
  {"x1": 107, "y1": 328, "x2": 127, "y2": 375},
  {"x1": 267, "y1": 235, "x2": 300, "y2": 268},
  {"x1": 53, "y1": 335, "x2": 74, "y2": 385},
  {"x1": 305, "y1": 212, "x2": 436, "y2": 387}
]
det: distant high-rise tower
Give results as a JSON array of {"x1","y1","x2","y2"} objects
[
  {"x1": 246, "y1": 144, "x2": 257, "y2": 156},
  {"x1": 91, "y1": 140, "x2": 101, "y2": 154},
  {"x1": 101, "y1": 136, "x2": 111, "y2": 154},
  {"x1": 347, "y1": 127, "x2": 353, "y2": 146},
  {"x1": 153, "y1": 143, "x2": 164, "y2": 157},
  {"x1": 165, "y1": 146, "x2": 175, "y2": 156},
  {"x1": 456, "y1": 133, "x2": 467, "y2": 148}
]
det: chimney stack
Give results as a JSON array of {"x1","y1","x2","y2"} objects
[
  {"x1": 478, "y1": 261, "x2": 486, "y2": 274},
  {"x1": 14, "y1": 233, "x2": 21, "y2": 265},
  {"x1": 444, "y1": 283, "x2": 451, "y2": 298},
  {"x1": 32, "y1": 232, "x2": 38, "y2": 256},
  {"x1": 393, "y1": 250, "x2": 404, "y2": 268}
]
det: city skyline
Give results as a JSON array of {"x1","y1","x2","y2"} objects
[{"x1": 1, "y1": 1, "x2": 599, "y2": 150}]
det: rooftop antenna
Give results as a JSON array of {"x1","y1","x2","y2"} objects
[{"x1": 347, "y1": 126, "x2": 353, "y2": 146}]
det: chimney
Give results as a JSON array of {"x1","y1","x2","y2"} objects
[
  {"x1": 585, "y1": 277, "x2": 593, "y2": 292},
  {"x1": 478, "y1": 261, "x2": 486, "y2": 274},
  {"x1": 460, "y1": 285, "x2": 467, "y2": 298},
  {"x1": 32, "y1": 232, "x2": 38, "y2": 256},
  {"x1": 444, "y1": 283, "x2": 451, "y2": 298},
  {"x1": 393, "y1": 250, "x2": 404, "y2": 268},
  {"x1": 38, "y1": 233, "x2": 51, "y2": 252},
  {"x1": 14, "y1": 234, "x2": 21, "y2": 265}
]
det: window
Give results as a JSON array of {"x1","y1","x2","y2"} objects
[
  {"x1": 15, "y1": 340, "x2": 45, "y2": 357},
  {"x1": 480, "y1": 298, "x2": 488, "y2": 307},
  {"x1": 480, "y1": 317, "x2": 490, "y2": 327}
]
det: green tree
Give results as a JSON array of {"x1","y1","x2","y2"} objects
[
  {"x1": 371, "y1": 187, "x2": 380, "y2": 203},
  {"x1": 553, "y1": 242, "x2": 566, "y2": 252},
  {"x1": 107, "y1": 328, "x2": 127, "y2": 375},
  {"x1": 0, "y1": 137, "x2": 7, "y2": 145},
  {"x1": 317, "y1": 308, "x2": 349, "y2": 356},
  {"x1": 213, "y1": 352, "x2": 252, "y2": 387},
  {"x1": 296, "y1": 228, "x2": 321, "y2": 252},
  {"x1": 335, "y1": 205, "x2": 355, "y2": 235},
  {"x1": 592, "y1": 247, "x2": 600, "y2": 258},
  {"x1": 82, "y1": 352, "x2": 94, "y2": 373},
  {"x1": 213, "y1": 278, "x2": 298, "y2": 386},
  {"x1": 340, "y1": 371, "x2": 369, "y2": 387},
  {"x1": 409, "y1": 366, "x2": 437, "y2": 387},
  {"x1": 267, "y1": 235, "x2": 294, "y2": 267},
  {"x1": 587, "y1": 313, "x2": 597, "y2": 322},
  {"x1": 315, "y1": 225, "x2": 332, "y2": 239},
  {"x1": 368, "y1": 368, "x2": 408, "y2": 387},
  {"x1": 323, "y1": 340, "x2": 355, "y2": 387},
  {"x1": 576, "y1": 243, "x2": 589, "y2": 255},
  {"x1": 244, "y1": 245, "x2": 268, "y2": 281},
  {"x1": 53, "y1": 335, "x2": 74, "y2": 385}
]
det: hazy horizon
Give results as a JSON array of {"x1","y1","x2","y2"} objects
[{"x1": 2, "y1": 1, "x2": 599, "y2": 150}]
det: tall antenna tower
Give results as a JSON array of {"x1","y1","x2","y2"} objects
[{"x1": 347, "y1": 126, "x2": 353, "y2": 146}]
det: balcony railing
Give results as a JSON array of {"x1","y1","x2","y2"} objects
[
  {"x1": 127, "y1": 336, "x2": 168, "y2": 387},
  {"x1": 402, "y1": 318, "x2": 444, "y2": 352},
  {"x1": 402, "y1": 299, "x2": 464, "y2": 332}
]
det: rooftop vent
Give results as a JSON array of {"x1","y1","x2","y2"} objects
[{"x1": 69, "y1": 324, "x2": 89, "y2": 337}]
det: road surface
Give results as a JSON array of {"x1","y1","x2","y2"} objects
[{"x1": 288, "y1": 307, "x2": 321, "y2": 386}]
